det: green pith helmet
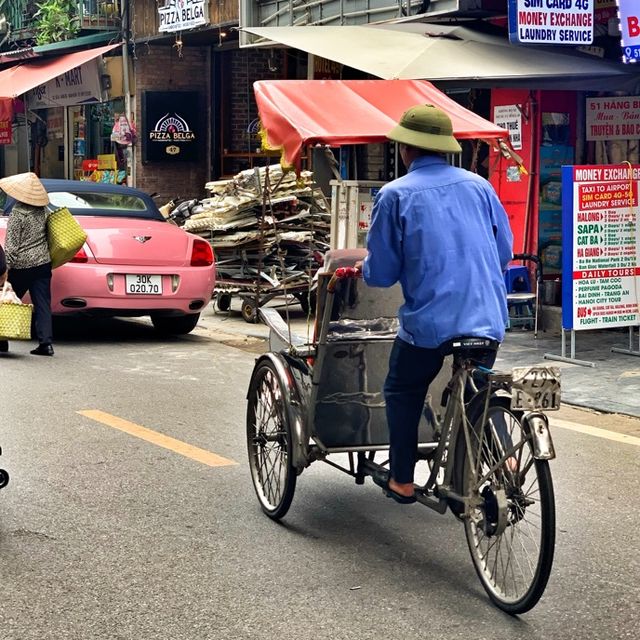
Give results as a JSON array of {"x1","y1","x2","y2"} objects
[{"x1": 387, "y1": 104, "x2": 462, "y2": 154}]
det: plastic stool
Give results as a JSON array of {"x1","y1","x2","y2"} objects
[{"x1": 505, "y1": 267, "x2": 534, "y2": 330}]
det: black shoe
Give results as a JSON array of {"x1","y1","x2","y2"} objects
[
  {"x1": 0, "y1": 341, "x2": 8, "y2": 353},
  {"x1": 372, "y1": 471, "x2": 416, "y2": 504},
  {"x1": 30, "y1": 344, "x2": 54, "y2": 356}
]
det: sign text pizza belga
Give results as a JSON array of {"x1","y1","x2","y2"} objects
[{"x1": 158, "y1": 0, "x2": 209, "y2": 33}]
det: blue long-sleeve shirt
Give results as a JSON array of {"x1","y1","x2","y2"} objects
[{"x1": 363, "y1": 155, "x2": 513, "y2": 348}]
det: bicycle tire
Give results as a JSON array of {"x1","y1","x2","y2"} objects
[
  {"x1": 246, "y1": 360, "x2": 297, "y2": 519},
  {"x1": 462, "y1": 396, "x2": 555, "y2": 614}
]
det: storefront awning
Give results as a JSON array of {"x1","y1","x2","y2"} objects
[
  {"x1": 0, "y1": 97, "x2": 11, "y2": 121},
  {"x1": 0, "y1": 43, "x2": 121, "y2": 100},
  {"x1": 244, "y1": 24, "x2": 640, "y2": 91},
  {"x1": 254, "y1": 79, "x2": 508, "y2": 167}
]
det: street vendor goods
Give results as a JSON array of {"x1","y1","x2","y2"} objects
[{"x1": 0, "y1": 282, "x2": 32, "y2": 340}]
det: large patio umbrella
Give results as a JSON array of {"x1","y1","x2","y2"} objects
[{"x1": 243, "y1": 23, "x2": 640, "y2": 91}]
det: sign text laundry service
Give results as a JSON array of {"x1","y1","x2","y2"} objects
[
  {"x1": 508, "y1": 0, "x2": 594, "y2": 45},
  {"x1": 562, "y1": 165, "x2": 640, "y2": 330}
]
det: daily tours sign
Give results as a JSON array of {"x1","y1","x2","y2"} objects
[
  {"x1": 508, "y1": 0, "x2": 594, "y2": 45},
  {"x1": 562, "y1": 164, "x2": 640, "y2": 331}
]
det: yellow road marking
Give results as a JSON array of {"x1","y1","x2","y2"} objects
[
  {"x1": 78, "y1": 410, "x2": 238, "y2": 467},
  {"x1": 550, "y1": 417, "x2": 640, "y2": 447}
]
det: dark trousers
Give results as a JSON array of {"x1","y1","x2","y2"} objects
[
  {"x1": 384, "y1": 337, "x2": 497, "y2": 484},
  {"x1": 9, "y1": 263, "x2": 53, "y2": 346}
]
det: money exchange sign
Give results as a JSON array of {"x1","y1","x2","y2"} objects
[
  {"x1": 508, "y1": 0, "x2": 594, "y2": 45},
  {"x1": 562, "y1": 165, "x2": 640, "y2": 330}
]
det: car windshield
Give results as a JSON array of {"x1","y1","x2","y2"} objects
[{"x1": 47, "y1": 190, "x2": 163, "y2": 220}]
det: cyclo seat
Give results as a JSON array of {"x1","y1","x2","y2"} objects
[
  {"x1": 447, "y1": 337, "x2": 500, "y2": 355},
  {"x1": 310, "y1": 249, "x2": 442, "y2": 449}
]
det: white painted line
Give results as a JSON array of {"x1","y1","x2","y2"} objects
[{"x1": 550, "y1": 417, "x2": 640, "y2": 447}]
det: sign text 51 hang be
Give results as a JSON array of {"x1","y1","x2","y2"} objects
[
  {"x1": 508, "y1": 0, "x2": 594, "y2": 45},
  {"x1": 586, "y1": 96, "x2": 640, "y2": 141},
  {"x1": 562, "y1": 165, "x2": 640, "y2": 331}
]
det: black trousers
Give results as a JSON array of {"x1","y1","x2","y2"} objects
[
  {"x1": 384, "y1": 337, "x2": 498, "y2": 484},
  {"x1": 9, "y1": 262, "x2": 53, "y2": 346}
]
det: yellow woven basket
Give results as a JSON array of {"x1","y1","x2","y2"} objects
[
  {"x1": 0, "y1": 301, "x2": 33, "y2": 340},
  {"x1": 47, "y1": 207, "x2": 88, "y2": 269}
]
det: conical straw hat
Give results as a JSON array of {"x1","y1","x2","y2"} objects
[{"x1": 0, "y1": 172, "x2": 49, "y2": 207}]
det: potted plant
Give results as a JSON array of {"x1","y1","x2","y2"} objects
[{"x1": 33, "y1": 0, "x2": 80, "y2": 45}]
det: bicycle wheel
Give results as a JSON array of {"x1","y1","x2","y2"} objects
[
  {"x1": 246, "y1": 360, "x2": 297, "y2": 519},
  {"x1": 462, "y1": 396, "x2": 555, "y2": 614}
]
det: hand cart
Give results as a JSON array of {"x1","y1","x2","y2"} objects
[{"x1": 213, "y1": 279, "x2": 316, "y2": 323}]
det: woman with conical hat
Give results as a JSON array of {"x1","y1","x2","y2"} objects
[{"x1": 0, "y1": 172, "x2": 54, "y2": 356}]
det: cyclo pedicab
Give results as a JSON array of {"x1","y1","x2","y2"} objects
[{"x1": 246, "y1": 249, "x2": 560, "y2": 614}]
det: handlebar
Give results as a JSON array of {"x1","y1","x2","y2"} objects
[{"x1": 327, "y1": 266, "x2": 362, "y2": 293}]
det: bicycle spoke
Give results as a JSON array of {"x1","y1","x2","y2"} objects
[
  {"x1": 247, "y1": 363, "x2": 296, "y2": 518},
  {"x1": 464, "y1": 398, "x2": 554, "y2": 611}
]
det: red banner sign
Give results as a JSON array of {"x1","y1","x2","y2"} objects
[{"x1": 0, "y1": 119, "x2": 12, "y2": 145}]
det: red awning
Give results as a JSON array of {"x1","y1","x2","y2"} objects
[
  {"x1": 0, "y1": 43, "x2": 120, "y2": 99},
  {"x1": 254, "y1": 79, "x2": 508, "y2": 167},
  {"x1": 0, "y1": 97, "x2": 11, "y2": 120}
]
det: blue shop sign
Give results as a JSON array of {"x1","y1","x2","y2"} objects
[
  {"x1": 508, "y1": 0, "x2": 594, "y2": 46},
  {"x1": 619, "y1": 0, "x2": 640, "y2": 63}
]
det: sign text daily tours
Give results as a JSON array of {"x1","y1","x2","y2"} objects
[
  {"x1": 562, "y1": 165, "x2": 640, "y2": 331},
  {"x1": 508, "y1": 0, "x2": 594, "y2": 45}
]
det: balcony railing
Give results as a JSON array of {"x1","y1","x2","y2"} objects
[{"x1": 3, "y1": 0, "x2": 121, "y2": 41}]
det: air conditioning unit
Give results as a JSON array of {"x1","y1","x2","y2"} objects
[{"x1": 0, "y1": 15, "x2": 8, "y2": 34}]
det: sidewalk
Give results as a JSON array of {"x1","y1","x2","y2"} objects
[{"x1": 197, "y1": 298, "x2": 640, "y2": 419}]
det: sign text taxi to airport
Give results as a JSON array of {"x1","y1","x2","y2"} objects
[{"x1": 508, "y1": 0, "x2": 594, "y2": 45}]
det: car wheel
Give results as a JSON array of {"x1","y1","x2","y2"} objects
[{"x1": 151, "y1": 313, "x2": 201, "y2": 335}]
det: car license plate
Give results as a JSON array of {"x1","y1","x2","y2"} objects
[
  {"x1": 510, "y1": 366, "x2": 561, "y2": 411},
  {"x1": 125, "y1": 274, "x2": 163, "y2": 295}
]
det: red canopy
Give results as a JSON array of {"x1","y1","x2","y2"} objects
[
  {"x1": 254, "y1": 79, "x2": 508, "y2": 167},
  {"x1": 0, "y1": 43, "x2": 120, "y2": 100}
]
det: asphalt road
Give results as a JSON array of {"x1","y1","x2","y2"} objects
[{"x1": 0, "y1": 316, "x2": 638, "y2": 640}]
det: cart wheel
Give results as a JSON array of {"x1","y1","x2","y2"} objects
[
  {"x1": 0, "y1": 469, "x2": 9, "y2": 489},
  {"x1": 247, "y1": 360, "x2": 297, "y2": 519},
  {"x1": 215, "y1": 293, "x2": 232, "y2": 312},
  {"x1": 241, "y1": 298, "x2": 259, "y2": 323}
]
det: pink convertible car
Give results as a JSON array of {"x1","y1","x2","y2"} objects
[{"x1": 0, "y1": 180, "x2": 215, "y2": 335}]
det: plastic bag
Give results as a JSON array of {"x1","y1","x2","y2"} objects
[{"x1": 0, "y1": 282, "x2": 22, "y2": 304}]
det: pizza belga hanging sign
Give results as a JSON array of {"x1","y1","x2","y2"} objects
[
  {"x1": 158, "y1": 0, "x2": 209, "y2": 33},
  {"x1": 508, "y1": 0, "x2": 594, "y2": 46}
]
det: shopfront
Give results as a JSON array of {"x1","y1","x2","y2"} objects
[{"x1": 0, "y1": 44, "x2": 131, "y2": 183}]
